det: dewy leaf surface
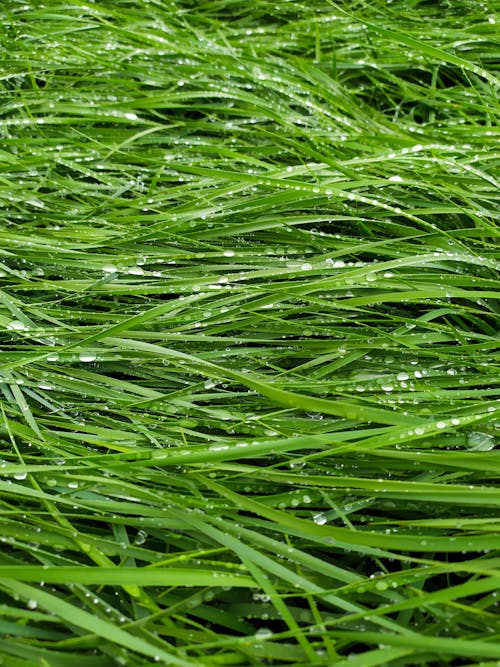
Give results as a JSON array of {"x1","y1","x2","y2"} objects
[{"x1": 0, "y1": 0, "x2": 498, "y2": 665}]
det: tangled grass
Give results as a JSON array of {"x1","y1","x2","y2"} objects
[{"x1": 0, "y1": 1, "x2": 499, "y2": 665}]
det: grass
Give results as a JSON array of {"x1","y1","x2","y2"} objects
[{"x1": 0, "y1": 0, "x2": 499, "y2": 664}]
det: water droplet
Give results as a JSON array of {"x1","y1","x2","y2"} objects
[
  {"x1": 313, "y1": 513, "x2": 327, "y2": 525},
  {"x1": 135, "y1": 530, "x2": 147, "y2": 545},
  {"x1": 254, "y1": 628, "x2": 273, "y2": 640},
  {"x1": 223, "y1": 250, "x2": 235, "y2": 257},
  {"x1": 375, "y1": 580, "x2": 388, "y2": 591},
  {"x1": 27, "y1": 599, "x2": 38, "y2": 610},
  {"x1": 102, "y1": 265, "x2": 118, "y2": 273},
  {"x1": 468, "y1": 432, "x2": 495, "y2": 451},
  {"x1": 79, "y1": 353, "x2": 96, "y2": 363},
  {"x1": 7, "y1": 320, "x2": 28, "y2": 331}
]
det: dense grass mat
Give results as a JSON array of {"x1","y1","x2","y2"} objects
[{"x1": 0, "y1": 1, "x2": 499, "y2": 665}]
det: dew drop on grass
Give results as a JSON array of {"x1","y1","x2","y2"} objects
[
  {"x1": 135, "y1": 530, "x2": 147, "y2": 545},
  {"x1": 79, "y1": 353, "x2": 96, "y2": 363},
  {"x1": 13, "y1": 472, "x2": 27, "y2": 481},
  {"x1": 102, "y1": 264, "x2": 118, "y2": 273},
  {"x1": 27, "y1": 197, "x2": 45, "y2": 208},
  {"x1": 254, "y1": 628, "x2": 273, "y2": 640},
  {"x1": 313, "y1": 512, "x2": 327, "y2": 525},
  {"x1": 468, "y1": 432, "x2": 495, "y2": 451},
  {"x1": 223, "y1": 250, "x2": 235, "y2": 257},
  {"x1": 27, "y1": 599, "x2": 38, "y2": 610},
  {"x1": 47, "y1": 353, "x2": 59, "y2": 362},
  {"x1": 7, "y1": 320, "x2": 28, "y2": 331}
]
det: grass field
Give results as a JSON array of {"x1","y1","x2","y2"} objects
[{"x1": 0, "y1": 1, "x2": 499, "y2": 665}]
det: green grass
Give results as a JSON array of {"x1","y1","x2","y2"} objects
[{"x1": 0, "y1": 0, "x2": 499, "y2": 665}]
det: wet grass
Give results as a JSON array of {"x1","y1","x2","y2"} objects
[{"x1": 0, "y1": 0, "x2": 499, "y2": 665}]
